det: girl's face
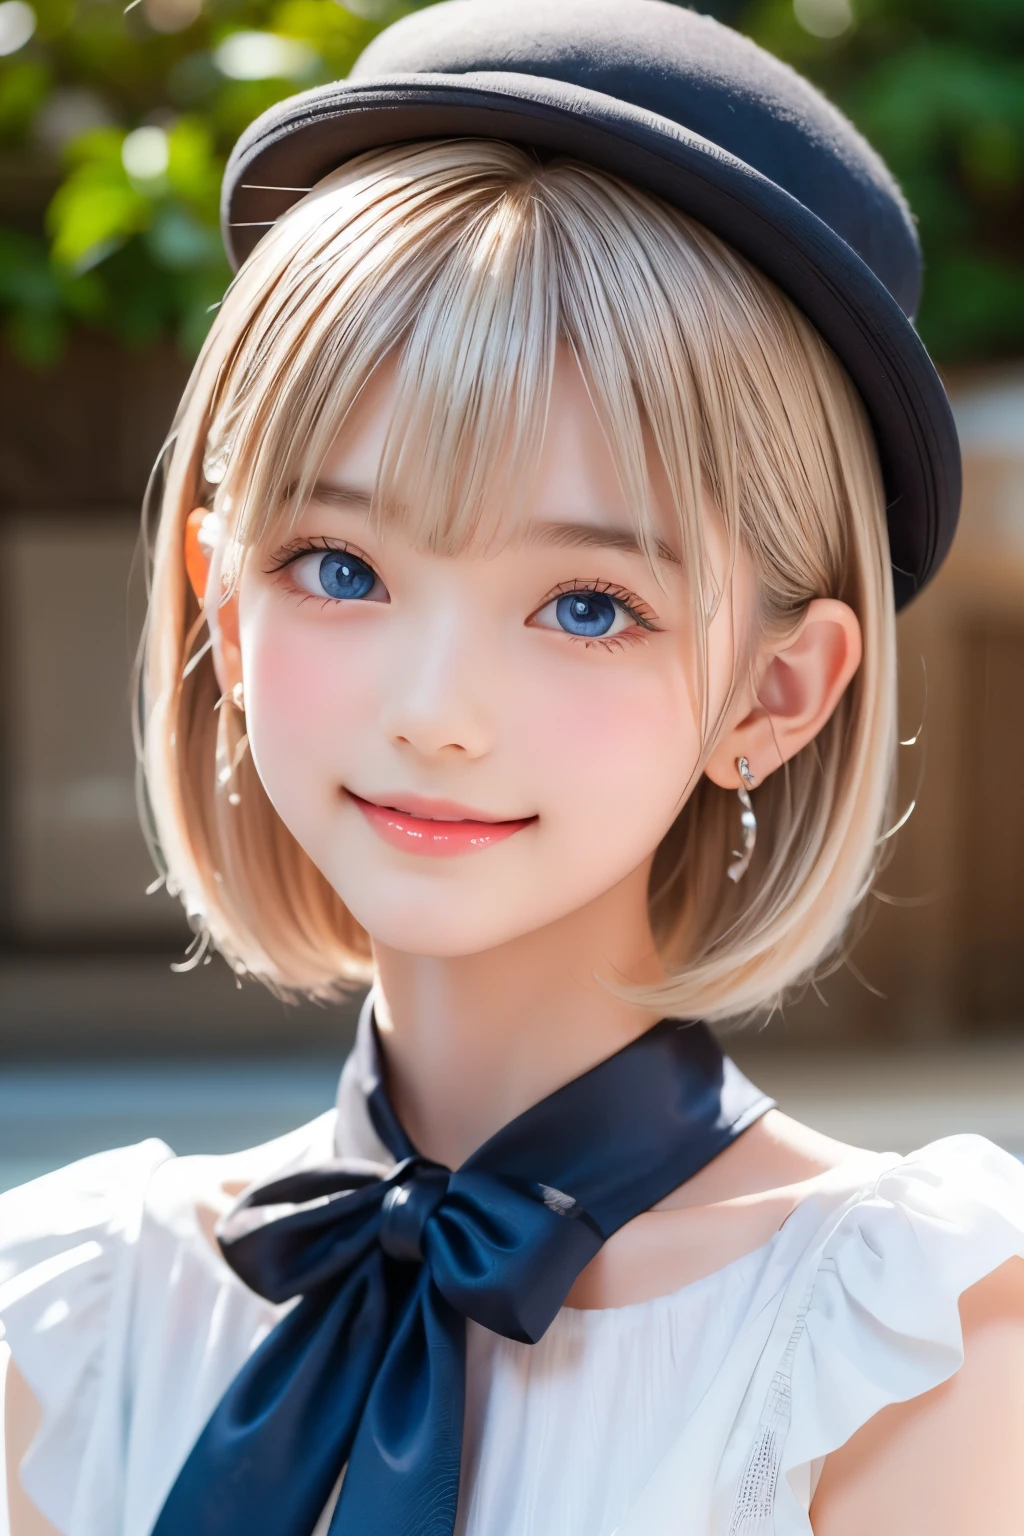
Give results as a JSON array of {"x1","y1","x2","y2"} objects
[{"x1": 236, "y1": 349, "x2": 751, "y2": 957}]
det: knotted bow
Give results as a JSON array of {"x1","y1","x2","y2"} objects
[{"x1": 153, "y1": 1009, "x2": 774, "y2": 1536}]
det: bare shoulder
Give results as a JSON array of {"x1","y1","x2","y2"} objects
[
  {"x1": 811, "y1": 1255, "x2": 1024, "y2": 1536},
  {"x1": 655, "y1": 1108, "x2": 876, "y2": 1207},
  {"x1": 4, "y1": 1360, "x2": 62, "y2": 1536},
  {"x1": 566, "y1": 1109, "x2": 877, "y2": 1309}
]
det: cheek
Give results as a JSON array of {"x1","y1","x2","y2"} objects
[
  {"x1": 523, "y1": 653, "x2": 701, "y2": 824},
  {"x1": 251, "y1": 630, "x2": 327, "y2": 737},
  {"x1": 239, "y1": 603, "x2": 378, "y2": 808}
]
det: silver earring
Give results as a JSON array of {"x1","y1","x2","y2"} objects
[{"x1": 726, "y1": 757, "x2": 757, "y2": 884}]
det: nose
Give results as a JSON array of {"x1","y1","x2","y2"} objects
[{"x1": 381, "y1": 602, "x2": 495, "y2": 761}]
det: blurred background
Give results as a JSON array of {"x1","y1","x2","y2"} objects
[{"x1": 0, "y1": 0, "x2": 1023, "y2": 1191}]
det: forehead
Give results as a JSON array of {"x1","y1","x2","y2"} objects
[{"x1": 312, "y1": 347, "x2": 683, "y2": 561}]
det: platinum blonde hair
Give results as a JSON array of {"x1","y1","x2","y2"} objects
[{"x1": 141, "y1": 138, "x2": 896, "y2": 1022}]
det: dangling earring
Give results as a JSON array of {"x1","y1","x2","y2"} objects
[
  {"x1": 214, "y1": 681, "x2": 245, "y2": 714},
  {"x1": 215, "y1": 681, "x2": 248, "y2": 806},
  {"x1": 726, "y1": 757, "x2": 757, "y2": 884}
]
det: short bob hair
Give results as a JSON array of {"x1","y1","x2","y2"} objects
[{"x1": 140, "y1": 137, "x2": 896, "y2": 1024}]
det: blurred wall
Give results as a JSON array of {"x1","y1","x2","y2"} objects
[
  {"x1": 0, "y1": 342, "x2": 1021, "y2": 1054},
  {"x1": 787, "y1": 370, "x2": 1024, "y2": 1043},
  {"x1": 0, "y1": 338, "x2": 364, "y2": 1053}
]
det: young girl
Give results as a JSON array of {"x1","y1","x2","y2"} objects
[{"x1": 3, "y1": 2, "x2": 1023, "y2": 1533}]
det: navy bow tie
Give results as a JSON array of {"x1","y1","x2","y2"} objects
[{"x1": 153, "y1": 1013, "x2": 774, "y2": 1536}]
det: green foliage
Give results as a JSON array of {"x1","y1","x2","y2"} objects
[
  {"x1": 0, "y1": 0, "x2": 394, "y2": 360},
  {"x1": 738, "y1": 0, "x2": 1024, "y2": 360},
  {"x1": 0, "y1": 57, "x2": 51, "y2": 139},
  {"x1": 0, "y1": 0, "x2": 1020, "y2": 364},
  {"x1": 0, "y1": 224, "x2": 102, "y2": 360},
  {"x1": 35, "y1": 115, "x2": 230, "y2": 346}
]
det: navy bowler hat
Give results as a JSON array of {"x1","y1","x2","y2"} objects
[{"x1": 222, "y1": 0, "x2": 961, "y2": 608}]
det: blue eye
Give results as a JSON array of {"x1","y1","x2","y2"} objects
[
  {"x1": 532, "y1": 588, "x2": 636, "y2": 640},
  {"x1": 289, "y1": 548, "x2": 383, "y2": 602},
  {"x1": 319, "y1": 551, "x2": 375, "y2": 600},
  {"x1": 554, "y1": 591, "x2": 617, "y2": 636}
]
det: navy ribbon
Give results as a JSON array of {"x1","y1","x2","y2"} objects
[{"x1": 153, "y1": 1013, "x2": 774, "y2": 1536}]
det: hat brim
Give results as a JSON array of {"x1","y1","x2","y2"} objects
[{"x1": 223, "y1": 71, "x2": 961, "y2": 610}]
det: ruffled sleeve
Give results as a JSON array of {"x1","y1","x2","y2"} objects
[
  {"x1": 768, "y1": 1134, "x2": 1024, "y2": 1533},
  {"x1": 0, "y1": 1140, "x2": 174, "y2": 1535}
]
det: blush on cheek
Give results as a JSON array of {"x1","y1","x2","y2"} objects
[
  {"x1": 517, "y1": 665, "x2": 700, "y2": 901},
  {"x1": 254, "y1": 632, "x2": 335, "y2": 732},
  {"x1": 530, "y1": 668, "x2": 696, "y2": 793},
  {"x1": 242, "y1": 617, "x2": 380, "y2": 790}
]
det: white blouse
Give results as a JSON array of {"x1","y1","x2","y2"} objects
[{"x1": 3, "y1": 1054, "x2": 1024, "y2": 1536}]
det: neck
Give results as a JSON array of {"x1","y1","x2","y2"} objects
[{"x1": 371, "y1": 860, "x2": 666, "y2": 1167}]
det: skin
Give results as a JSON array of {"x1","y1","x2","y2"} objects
[
  {"x1": 200, "y1": 349, "x2": 864, "y2": 1166},
  {"x1": 6, "y1": 348, "x2": 1023, "y2": 1533}
]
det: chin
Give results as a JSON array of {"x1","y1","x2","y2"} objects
[
  {"x1": 346, "y1": 908, "x2": 531, "y2": 958},
  {"x1": 337, "y1": 885, "x2": 563, "y2": 958}
]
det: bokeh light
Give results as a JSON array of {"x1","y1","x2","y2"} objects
[
  {"x1": 121, "y1": 124, "x2": 170, "y2": 182},
  {"x1": 143, "y1": 0, "x2": 202, "y2": 34},
  {"x1": 793, "y1": 0, "x2": 854, "y2": 40},
  {"x1": 212, "y1": 30, "x2": 319, "y2": 81},
  {"x1": 0, "y1": 0, "x2": 36, "y2": 56}
]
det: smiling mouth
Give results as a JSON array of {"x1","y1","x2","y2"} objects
[
  {"x1": 345, "y1": 790, "x2": 537, "y2": 857},
  {"x1": 348, "y1": 789, "x2": 530, "y2": 823}
]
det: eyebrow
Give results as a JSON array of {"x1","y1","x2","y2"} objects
[
  {"x1": 525, "y1": 519, "x2": 681, "y2": 565},
  {"x1": 308, "y1": 484, "x2": 680, "y2": 565},
  {"x1": 309, "y1": 483, "x2": 373, "y2": 510}
]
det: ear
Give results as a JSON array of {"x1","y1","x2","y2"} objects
[
  {"x1": 704, "y1": 597, "x2": 863, "y2": 789},
  {"x1": 184, "y1": 506, "x2": 242, "y2": 701}
]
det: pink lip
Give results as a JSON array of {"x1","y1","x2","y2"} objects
[{"x1": 346, "y1": 790, "x2": 537, "y2": 858}]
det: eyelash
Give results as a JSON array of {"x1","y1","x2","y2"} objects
[
  {"x1": 263, "y1": 535, "x2": 355, "y2": 574},
  {"x1": 264, "y1": 536, "x2": 372, "y2": 611},
  {"x1": 265, "y1": 540, "x2": 661, "y2": 649},
  {"x1": 539, "y1": 579, "x2": 660, "y2": 652}
]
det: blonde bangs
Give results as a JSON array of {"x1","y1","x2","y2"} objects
[{"x1": 141, "y1": 137, "x2": 896, "y2": 1020}]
